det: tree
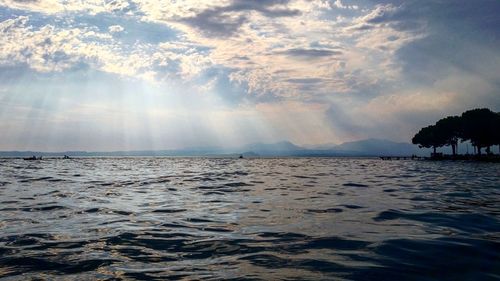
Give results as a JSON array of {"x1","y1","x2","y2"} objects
[
  {"x1": 412, "y1": 125, "x2": 446, "y2": 154},
  {"x1": 412, "y1": 108, "x2": 500, "y2": 157},
  {"x1": 435, "y1": 116, "x2": 462, "y2": 156},
  {"x1": 494, "y1": 113, "x2": 500, "y2": 153},
  {"x1": 461, "y1": 108, "x2": 499, "y2": 155}
]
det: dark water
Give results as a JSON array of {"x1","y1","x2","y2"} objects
[{"x1": 0, "y1": 158, "x2": 499, "y2": 280}]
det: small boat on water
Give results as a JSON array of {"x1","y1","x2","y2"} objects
[{"x1": 23, "y1": 156, "x2": 42, "y2": 161}]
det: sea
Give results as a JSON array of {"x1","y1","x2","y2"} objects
[{"x1": 0, "y1": 157, "x2": 499, "y2": 280}]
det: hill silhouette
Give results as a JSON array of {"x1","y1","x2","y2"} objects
[{"x1": 0, "y1": 139, "x2": 441, "y2": 157}]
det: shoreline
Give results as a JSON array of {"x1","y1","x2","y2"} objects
[{"x1": 427, "y1": 154, "x2": 500, "y2": 163}]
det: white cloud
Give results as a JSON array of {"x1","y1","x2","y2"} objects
[
  {"x1": 332, "y1": 0, "x2": 358, "y2": 10},
  {"x1": 0, "y1": 15, "x2": 213, "y2": 83},
  {"x1": 0, "y1": 1, "x2": 425, "y2": 100},
  {"x1": 0, "y1": 0, "x2": 133, "y2": 15},
  {"x1": 108, "y1": 25, "x2": 124, "y2": 33}
]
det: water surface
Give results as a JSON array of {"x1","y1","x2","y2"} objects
[{"x1": 0, "y1": 158, "x2": 499, "y2": 280}]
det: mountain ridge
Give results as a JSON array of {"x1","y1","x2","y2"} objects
[{"x1": 0, "y1": 138, "x2": 439, "y2": 157}]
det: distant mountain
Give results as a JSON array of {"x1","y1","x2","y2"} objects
[
  {"x1": 1, "y1": 138, "x2": 471, "y2": 158},
  {"x1": 330, "y1": 138, "x2": 479, "y2": 156},
  {"x1": 302, "y1": 143, "x2": 338, "y2": 150},
  {"x1": 238, "y1": 139, "x2": 424, "y2": 156},
  {"x1": 332, "y1": 138, "x2": 423, "y2": 156}
]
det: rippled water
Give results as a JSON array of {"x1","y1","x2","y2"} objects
[{"x1": 0, "y1": 158, "x2": 499, "y2": 280}]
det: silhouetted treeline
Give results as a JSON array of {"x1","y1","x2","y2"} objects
[{"x1": 412, "y1": 108, "x2": 500, "y2": 155}]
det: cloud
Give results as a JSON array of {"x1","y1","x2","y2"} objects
[
  {"x1": 181, "y1": 9, "x2": 248, "y2": 38},
  {"x1": 229, "y1": 0, "x2": 300, "y2": 16},
  {"x1": 285, "y1": 78, "x2": 324, "y2": 84},
  {"x1": 0, "y1": 1, "x2": 383, "y2": 103},
  {"x1": 108, "y1": 24, "x2": 124, "y2": 33},
  {"x1": 0, "y1": 0, "x2": 134, "y2": 15},
  {"x1": 331, "y1": 0, "x2": 358, "y2": 10},
  {"x1": 0, "y1": 15, "x2": 212, "y2": 82},
  {"x1": 347, "y1": 3, "x2": 422, "y2": 32},
  {"x1": 0, "y1": 16, "x2": 94, "y2": 72},
  {"x1": 179, "y1": 0, "x2": 300, "y2": 37},
  {"x1": 278, "y1": 48, "x2": 342, "y2": 59},
  {"x1": 389, "y1": 0, "x2": 500, "y2": 84}
]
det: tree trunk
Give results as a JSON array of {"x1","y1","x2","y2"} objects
[
  {"x1": 486, "y1": 146, "x2": 491, "y2": 154},
  {"x1": 477, "y1": 146, "x2": 482, "y2": 156},
  {"x1": 452, "y1": 144, "x2": 456, "y2": 156},
  {"x1": 433, "y1": 146, "x2": 436, "y2": 154}
]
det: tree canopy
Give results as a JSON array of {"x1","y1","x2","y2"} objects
[{"x1": 412, "y1": 108, "x2": 500, "y2": 155}]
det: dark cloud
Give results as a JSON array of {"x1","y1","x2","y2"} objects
[
  {"x1": 386, "y1": 35, "x2": 398, "y2": 41},
  {"x1": 278, "y1": 48, "x2": 342, "y2": 59},
  {"x1": 180, "y1": 0, "x2": 300, "y2": 37},
  {"x1": 389, "y1": 0, "x2": 500, "y2": 84},
  {"x1": 231, "y1": 55, "x2": 251, "y2": 61},
  {"x1": 365, "y1": 0, "x2": 500, "y2": 43},
  {"x1": 181, "y1": 9, "x2": 248, "y2": 37},
  {"x1": 356, "y1": 0, "x2": 500, "y2": 113},
  {"x1": 286, "y1": 78, "x2": 324, "y2": 84},
  {"x1": 321, "y1": 0, "x2": 500, "y2": 140},
  {"x1": 384, "y1": 0, "x2": 498, "y2": 33},
  {"x1": 230, "y1": 0, "x2": 300, "y2": 17}
]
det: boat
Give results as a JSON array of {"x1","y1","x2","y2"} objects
[{"x1": 23, "y1": 156, "x2": 42, "y2": 161}]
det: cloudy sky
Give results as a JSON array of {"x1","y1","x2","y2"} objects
[{"x1": 0, "y1": 0, "x2": 499, "y2": 151}]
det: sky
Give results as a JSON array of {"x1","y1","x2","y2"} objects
[{"x1": 0, "y1": 0, "x2": 499, "y2": 151}]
